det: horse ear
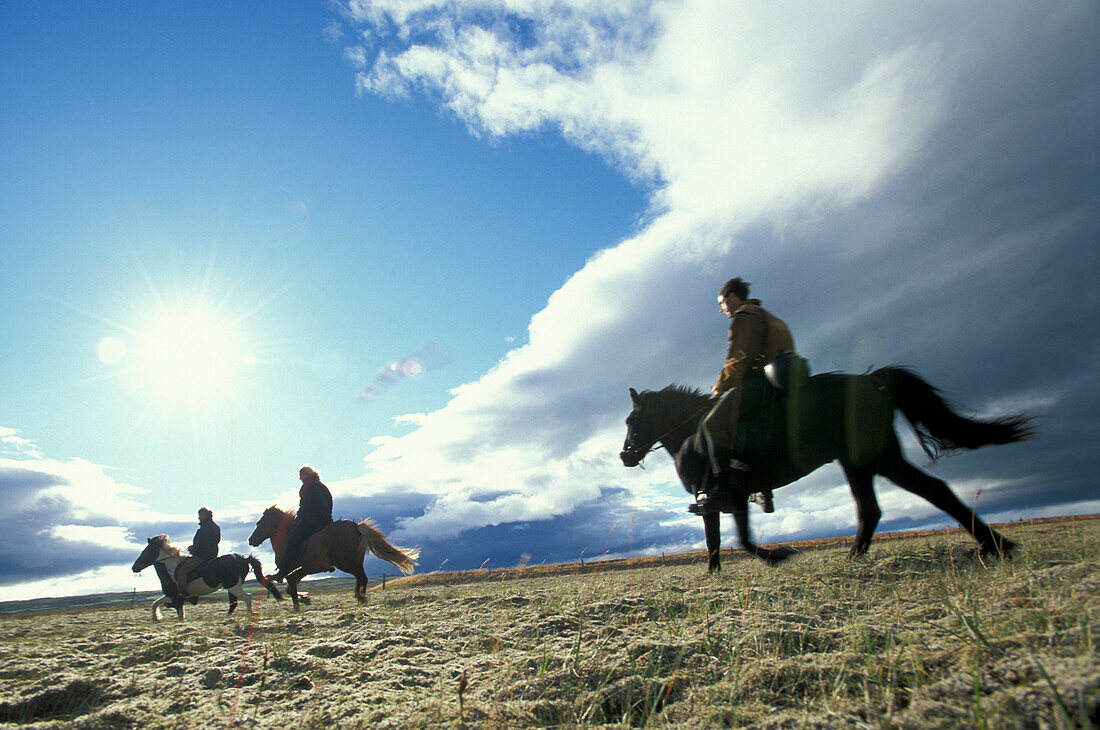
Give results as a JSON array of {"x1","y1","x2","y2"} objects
[{"x1": 629, "y1": 387, "x2": 639, "y2": 404}]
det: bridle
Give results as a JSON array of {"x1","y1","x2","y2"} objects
[{"x1": 623, "y1": 403, "x2": 711, "y2": 466}]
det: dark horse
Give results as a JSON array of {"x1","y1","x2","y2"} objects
[
  {"x1": 248, "y1": 506, "x2": 420, "y2": 611},
  {"x1": 132, "y1": 535, "x2": 284, "y2": 621},
  {"x1": 620, "y1": 367, "x2": 1033, "y2": 572}
]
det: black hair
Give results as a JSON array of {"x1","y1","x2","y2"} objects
[{"x1": 719, "y1": 277, "x2": 750, "y2": 300}]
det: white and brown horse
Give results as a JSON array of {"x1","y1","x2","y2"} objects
[
  {"x1": 248, "y1": 506, "x2": 419, "y2": 610},
  {"x1": 131, "y1": 535, "x2": 283, "y2": 621}
]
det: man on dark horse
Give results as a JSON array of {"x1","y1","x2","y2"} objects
[
  {"x1": 699, "y1": 277, "x2": 797, "y2": 512},
  {"x1": 176, "y1": 507, "x2": 220, "y2": 595},
  {"x1": 273, "y1": 465, "x2": 333, "y2": 580}
]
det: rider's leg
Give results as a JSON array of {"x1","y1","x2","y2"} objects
[
  {"x1": 274, "y1": 522, "x2": 313, "y2": 581},
  {"x1": 738, "y1": 375, "x2": 775, "y2": 512},
  {"x1": 701, "y1": 388, "x2": 742, "y2": 480},
  {"x1": 175, "y1": 556, "x2": 202, "y2": 596}
]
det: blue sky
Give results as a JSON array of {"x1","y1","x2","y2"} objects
[{"x1": 2, "y1": 1, "x2": 1097, "y2": 600}]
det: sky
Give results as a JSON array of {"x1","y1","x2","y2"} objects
[{"x1": 1, "y1": 1, "x2": 1097, "y2": 601}]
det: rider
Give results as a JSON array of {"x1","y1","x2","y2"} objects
[
  {"x1": 699, "y1": 277, "x2": 795, "y2": 513},
  {"x1": 177, "y1": 507, "x2": 220, "y2": 595},
  {"x1": 274, "y1": 465, "x2": 334, "y2": 578}
]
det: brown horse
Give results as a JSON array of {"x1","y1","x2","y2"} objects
[{"x1": 248, "y1": 506, "x2": 419, "y2": 610}]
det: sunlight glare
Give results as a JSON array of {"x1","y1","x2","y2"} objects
[
  {"x1": 96, "y1": 336, "x2": 127, "y2": 365},
  {"x1": 135, "y1": 307, "x2": 253, "y2": 403}
]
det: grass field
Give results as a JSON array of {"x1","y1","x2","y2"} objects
[{"x1": 0, "y1": 518, "x2": 1096, "y2": 728}]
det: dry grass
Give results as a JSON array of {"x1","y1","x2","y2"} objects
[{"x1": 0, "y1": 519, "x2": 1096, "y2": 728}]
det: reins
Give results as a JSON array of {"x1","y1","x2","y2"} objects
[{"x1": 630, "y1": 402, "x2": 712, "y2": 466}]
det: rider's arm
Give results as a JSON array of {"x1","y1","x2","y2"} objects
[{"x1": 714, "y1": 310, "x2": 765, "y2": 394}]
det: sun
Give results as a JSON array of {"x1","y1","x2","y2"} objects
[{"x1": 131, "y1": 306, "x2": 254, "y2": 403}]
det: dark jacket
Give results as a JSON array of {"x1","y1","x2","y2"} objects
[
  {"x1": 188, "y1": 518, "x2": 220, "y2": 561},
  {"x1": 714, "y1": 299, "x2": 795, "y2": 395},
  {"x1": 298, "y1": 480, "x2": 333, "y2": 527}
]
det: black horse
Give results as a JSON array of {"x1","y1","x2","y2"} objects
[{"x1": 620, "y1": 367, "x2": 1033, "y2": 572}]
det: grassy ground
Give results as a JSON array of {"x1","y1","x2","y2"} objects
[{"x1": 0, "y1": 519, "x2": 1096, "y2": 728}]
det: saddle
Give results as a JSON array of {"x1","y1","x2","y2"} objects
[
  {"x1": 175, "y1": 557, "x2": 217, "y2": 594},
  {"x1": 763, "y1": 351, "x2": 810, "y2": 391}
]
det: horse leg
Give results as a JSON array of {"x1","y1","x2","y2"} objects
[
  {"x1": 702, "y1": 511, "x2": 722, "y2": 573},
  {"x1": 286, "y1": 568, "x2": 307, "y2": 611},
  {"x1": 841, "y1": 463, "x2": 882, "y2": 557},
  {"x1": 878, "y1": 450, "x2": 1016, "y2": 557},
  {"x1": 730, "y1": 498, "x2": 799, "y2": 565},
  {"x1": 228, "y1": 582, "x2": 252, "y2": 615},
  {"x1": 352, "y1": 564, "x2": 369, "y2": 602},
  {"x1": 165, "y1": 593, "x2": 185, "y2": 620}
]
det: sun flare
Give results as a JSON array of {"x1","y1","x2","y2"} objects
[{"x1": 133, "y1": 307, "x2": 253, "y2": 403}]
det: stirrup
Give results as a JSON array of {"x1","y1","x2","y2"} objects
[
  {"x1": 750, "y1": 491, "x2": 775, "y2": 513},
  {"x1": 689, "y1": 491, "x2": 714, "y2": 516}
]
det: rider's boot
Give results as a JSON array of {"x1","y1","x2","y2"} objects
[{"x1": 697, "y1": 457, "x2": 749, "y2": 511}]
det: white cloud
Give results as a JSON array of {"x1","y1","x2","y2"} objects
[
  {"x1": 0, "y1": 426, "x2": 40, "y2": 458},
  {"x1": 49, "y1": 525, "x2": 139, "y2": 551},
  {"x1": 0, "y1": 563, "x2": 149, "y2": 603},
  {"x1": 0, "y1": 435, "x2": 281, "y2": 596},
  {"x1": 1, "y1": 454, "x2": 152, "y2": 522}
]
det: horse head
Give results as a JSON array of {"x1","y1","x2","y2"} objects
[
  {"x1": 620, "y1": 385, "x2": 711, "y2": 467},
  {"x1": 249, "y1": 506, "x2": 285, "y2": 547},
  {"x1": 131, "y1": 535, "x2": 170, "y2": 573},
  {"x1": 621, "y1": 387, "x2": 659, "y2": 467}
]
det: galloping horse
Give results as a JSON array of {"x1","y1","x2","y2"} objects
[
  {"x1": 620, "y1": 367, "x2": 1033, "y2": 572},
  {"x1": 131, "y1": 535, "x2": 284, "y2": 621},
  {"x1": 248, "y1": 506, "x2": 419, "y2": 610}
]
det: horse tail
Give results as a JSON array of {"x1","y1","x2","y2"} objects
[
  {"x1": 247, "y1": 556, "x2": 285, "y2": 602},
  {"x1": 875, "y1": 366, "x2": 1034, "y2": 459},
  {"x1": 357, "y1": 519, "x2": 419, "y2": 575}
]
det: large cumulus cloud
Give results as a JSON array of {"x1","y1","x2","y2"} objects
[{"x1": 331, "y1": 1, "x2": 1098, "y2": 555}]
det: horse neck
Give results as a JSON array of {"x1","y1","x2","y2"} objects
[
  {"x1": 269, "y1": 511, "x2": 295, "y2": 558},
  {"x1": 658, "y1": 420, "x2": 696, "y2": 455},
  {"x1": 654, "y1": 393, "x2": 711, "y2": 454},
  {"x1": 157, "y1": 545, "x2": 183, "y2": 572},
  {"x1": 659, "y1": 429, "x2": 691, "y2": 455}
]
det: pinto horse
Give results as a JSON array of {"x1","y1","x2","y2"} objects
[
  {"x1": 131, "y1": 535, "x2": 283, "y2": 621},
  {"x1": 620, "y1": 367, "x2": 1033, "y2": 572},
  {"x1": 248, "y1": 506, "x2": 419, "y2": 610}
]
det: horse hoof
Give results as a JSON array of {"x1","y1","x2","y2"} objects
[
  {"x1": 982, "y1": 539, "x2": 1017, "y2": 559},
  {"x1": 764, "y1": 546, "x2": 800, "y2": 565}
]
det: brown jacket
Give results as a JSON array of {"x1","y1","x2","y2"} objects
[{"x1": 714, "y1": 299, "x2": 795, "y2": 394}]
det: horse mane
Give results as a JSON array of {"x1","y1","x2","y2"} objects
[
  {"x1": 267, "y1": 505, "x2": 296, "y2": 520},
  {"x1": 641, "y1": 383, "x2": 715, "y2": 413},
  {"x1": 152, "y1": 534, "x2": 181, "y2": 557}
]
